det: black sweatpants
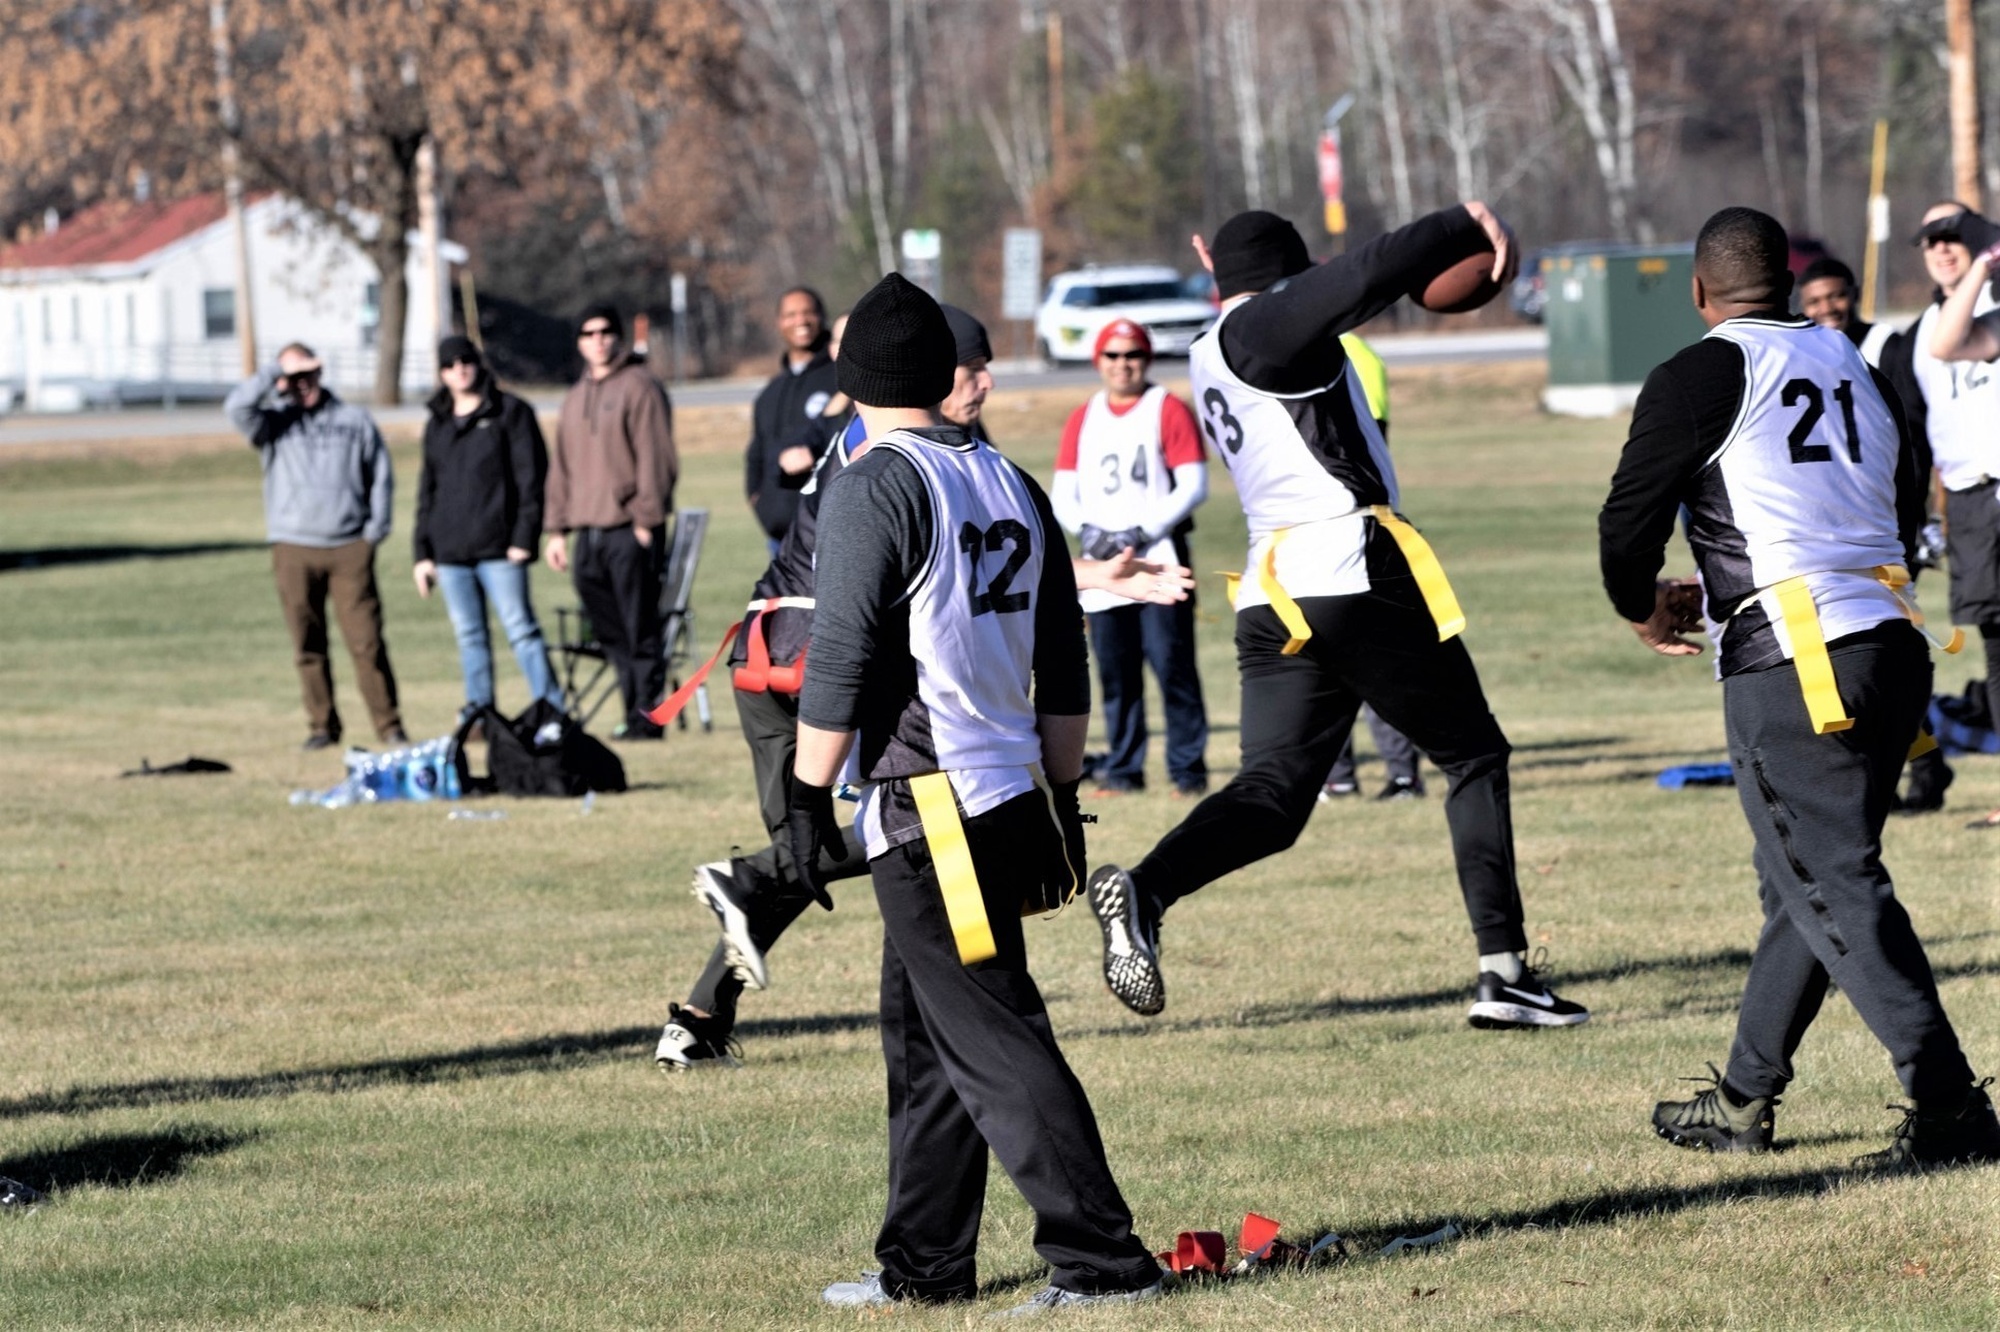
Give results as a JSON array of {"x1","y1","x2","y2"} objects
[
  {"x1": 570, "y1": 523, "x2": 667, "y2": 729},
  {"x1": 684, "y1": 685, "x2": 868, "y2": 1026},
  {"x1": 1943, "y1": 479, "x2": 2000, "y2": 729},
  {"x1": 1722, "y1": 626, "x2": 1977, "y2": 1105},
  {"x1": 1086, "y1": 596, "x2": 1209, "y2": 790},
  {"x1": 1133, "y1": 540, "x2": 1528, "y2": 955},
  {"x1": 870, "y1": 790, "x2": 1159, "y2": 1301}
]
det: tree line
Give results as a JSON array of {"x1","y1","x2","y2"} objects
[{"x1": 0, "y1": 0, "x2": 1986, "y2": 396}]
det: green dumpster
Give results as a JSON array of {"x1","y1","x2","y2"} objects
[{"x1": 1541, "y1": 242, "x2": 1706, "y2": 416}]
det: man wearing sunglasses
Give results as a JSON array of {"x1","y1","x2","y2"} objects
[
  {"x1": 1877, "y1": 202, "x2": 2000, "y2": 811},
  {"x1": 544, "y1": 303, "x2": 679, "y2": 740},
  {"x1": 1052, "y1": 319, "x2": 1210, "y2": 797},
  {"x1": 226, "y1": 341, "x2": 406, "y2": 750}
]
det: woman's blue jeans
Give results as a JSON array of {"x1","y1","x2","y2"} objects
[{"x1": 435, "y1": 559, "x2": 559, "y2": 709}]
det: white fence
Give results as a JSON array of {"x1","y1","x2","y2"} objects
[{"x1": 0, "y1": 339, "x2": 438, "y2": 411}]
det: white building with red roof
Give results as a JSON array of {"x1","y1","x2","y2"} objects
[{"x1": 0, "y1": 191, "x2": 461, "y2": 410}]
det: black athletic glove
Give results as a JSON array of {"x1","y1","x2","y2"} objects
[
  {"x1": 1045, "y1": 778, "x2": 1091, "y2": 910},
  {"x1": 1078, "y1": 524, "x2": 1121, "y2": 562},
  {"x1": 786, "y1": 779, "x2": 846, "y2": 911},
  {"x1": 1111, "y1": 525, "x2": 1151, "y2": 554}
]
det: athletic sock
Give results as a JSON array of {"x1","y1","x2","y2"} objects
[
  {"x1": 1718, "y1": 1079, "x2": 1760, "y2": 1110},
  {"x1": 1480, "y1": 951, "x2": 1525, "y2": 984}
]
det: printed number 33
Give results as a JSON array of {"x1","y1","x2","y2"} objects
[{"x1": 1201, "y1": 388, "x2": 1244, "y2": 454}]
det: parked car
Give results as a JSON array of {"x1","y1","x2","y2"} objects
[{"x1": 1034, "y1": 264, "x2": 1218, "y2": 363}]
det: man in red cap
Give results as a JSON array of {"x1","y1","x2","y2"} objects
[{"x1": 1053, "y1": 318, "x2": 1210, "y2": 796}]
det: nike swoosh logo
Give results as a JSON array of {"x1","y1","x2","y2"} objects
[{"x1": 1501, "y1": 985, "x2": 1557, "y2": 1006}]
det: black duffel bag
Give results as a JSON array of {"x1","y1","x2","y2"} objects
[{"x1": 454, "y1": 700, "x2": 626, "y2": 798}]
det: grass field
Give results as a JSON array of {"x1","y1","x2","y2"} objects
[{"x1": 2, "y1": 366, "x2": 1995, "y2": 1329}]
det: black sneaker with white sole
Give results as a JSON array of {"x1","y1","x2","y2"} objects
[
  {"x1": 692, "y1": 859, "x2": 767, "y2": 990},
  {"x1": 1087, "y1": 865, "x2": 1164, "y2": 1015},
  {"x1": 1467, "y1": 965, "x2": 1589, "y2": 1029},
  {"x1": 654, "y1": 1002, "x2": 742, "y2": 1071}
]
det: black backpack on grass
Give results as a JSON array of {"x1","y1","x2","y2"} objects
[{"x1": 453, "y1": 700, "x2": 626, "y2": 798}]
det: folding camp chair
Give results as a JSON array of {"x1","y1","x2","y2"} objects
[{"x1": 555, "y1": 508, "x2": 712, "y2": 731}]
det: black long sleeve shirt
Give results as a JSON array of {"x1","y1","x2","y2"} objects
[
  {"x1": 1599, "y1": 314, "x2": 1924, "y2": 669},
  {"x1": 801, "y1": 428, "x2": 1088, "y2": 753},
  {"x1": 1218, "y1": 205, "x2": 1492, "y2": 394}
]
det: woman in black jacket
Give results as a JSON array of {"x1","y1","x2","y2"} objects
[{"x1": 412, "y1": 337, "x2": 561, "y2": 719}]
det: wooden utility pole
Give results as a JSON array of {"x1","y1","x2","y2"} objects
[
  {"x1": 1046, "y1": 12, "x2": 1066, "y2": 171},
  {"x1": 1948, "y1": 0, "x2": 1981, "y2": 209},
  {"x1": 209, "y1": 0, "x2": 257, "y2": 376}
]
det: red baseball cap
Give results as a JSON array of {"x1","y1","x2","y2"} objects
[{"x1": 1093, "y1": 318, "x2": 1153, "y2": 359}]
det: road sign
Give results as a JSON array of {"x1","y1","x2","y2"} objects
[
  {"x1": 901, "y1": 228, "x2": 942, "y2": 297},
  {"x1": 1002, "y1": 228, "x2": 1043, "y2": 321}
]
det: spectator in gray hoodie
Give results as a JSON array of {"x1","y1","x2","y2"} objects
[{"x1": 226, "y1": 342, "x2": 406, "y2": 750}]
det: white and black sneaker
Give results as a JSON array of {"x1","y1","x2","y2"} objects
[
  {"x1": 1087, "y1": 865, "x2": 1165, "y2": 1016},
  {"x1": 1467, "y1": 965, "x2": 1589, "y2": 1029},
  {"x1": 692, "y1": 860, "x2": 767, "y2": 990},
  {"x1": 654, "y1": 1003, "x2": 742, "y2": 1071},
  {"x1": 1, "y1": 1176, "x2": 46, "y2": 1210}
]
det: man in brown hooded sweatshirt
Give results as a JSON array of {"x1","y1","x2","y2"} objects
[{"x1": 544, "y1": 302, "x2": 680, "y2": 738}]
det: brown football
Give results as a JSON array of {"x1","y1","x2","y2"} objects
[{"x1": 1413, "y1": 252, "x2": 1503, "y2": 314}]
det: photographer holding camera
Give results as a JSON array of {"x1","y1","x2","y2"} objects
[{"x1": 226, "y1": 342, "x2": 406, "y2": 750}]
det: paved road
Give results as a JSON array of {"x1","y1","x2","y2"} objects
[{"x1": 0, "y1": 328, "x2": 1547, "y2": 447}]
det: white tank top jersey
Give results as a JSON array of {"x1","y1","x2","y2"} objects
[
  {"x1": 1186, "y1": 301, "x2": 1400, "y2": 608},
  {"x1": 1857, "y1": 320, "x2": 1895, "y2": 369},
  {"x1": 1696, "y1": 317, "x2": 1909, "y2": 661},
  {"x1": 1072, "y1": 384, "x2": 1181, "y2": 613},
  {"x1": 853, "y1": 428, "x2": 1051, "y2": 858},
  {"x1": 1911, "y1": 289, "x2": 2000, "y2": 489}
]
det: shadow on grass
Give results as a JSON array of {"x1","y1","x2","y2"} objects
[
  {"x1": 1079, "y1": 949, "x2": 1756, "y2": 1039},
  {"x1": 1330, "y1": 1161, "x2": 1871, "y2": 1255},
  {"x1": 0, "y1": 541, "x2": 265, "y2": 573},
  {"x1": 0, "y1": 1125, "x2": 252, "y2": 1194},
  {"x1": 0, "y1": 1013, "x2": 877, "y2": 1119}
]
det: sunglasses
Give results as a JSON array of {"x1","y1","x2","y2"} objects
[
  {"x1": 578, "y1": 326, "x2": 617, "y2": 339},
  {"x1": 1099, "y1": 350, "x2": 1150, "y2": 362},
  {"x1": 1923, "y1": 233, "x2": 1965, "y2": 249},
  {"x1": 441, "y1": 356, "x2": 480, "y2": 369},
  {"x1": 279, "y1": 369, "x2": 320, "y2": 383}
]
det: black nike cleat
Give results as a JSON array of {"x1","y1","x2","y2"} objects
[
  {"x1": 1467, "y1": 964, "x2": 1589, "y2": 1029},
  {"x1": 1087, "y1": 865, "x2": 1164, "y2": 1015}
]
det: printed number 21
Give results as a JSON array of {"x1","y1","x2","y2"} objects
[
  {"x1": 959, "y1": 520, "x2": 1031, "y2": 616},
  {"x1": 1780, "y1": 377, "x2": 1861, "y2": 464}
]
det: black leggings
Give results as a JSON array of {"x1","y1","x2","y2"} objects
[{"x1": 1133, "y1": 550, "x2": 1527, "y2": 955}]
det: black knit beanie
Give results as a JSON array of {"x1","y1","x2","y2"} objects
[
  {"x1": 437, "y1": 335, "x2": 482, "y2": 367},
  {"x1": 838, "y1": 273, "x2": 956, "y2": 408},
  {"x1": 1211, "y1": 210, "x2": 1312, "y2": 299},
  {"x1": 940, "y1": 305, "x2": 992, "y2": 366},
  {"x1": 576, "y1": 301, "x2": 624, "y2": 338}
]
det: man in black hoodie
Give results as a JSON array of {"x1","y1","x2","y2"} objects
[{"x1": 744, "y1": 288, "x2": 841, "y2": 547}]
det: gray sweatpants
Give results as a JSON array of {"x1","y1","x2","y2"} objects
[{"x1": 1722, "y1": 626, "x2": 1976, "y2": 1105}]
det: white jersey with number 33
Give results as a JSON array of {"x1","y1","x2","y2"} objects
[{"x1": 1187, "y1": 301, "x2": 1400, "y2": 606}]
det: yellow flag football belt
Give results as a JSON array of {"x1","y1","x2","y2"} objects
[
  {"x1": 1764, "y1": 565, "x2": 1962, "y2": 755},
  {"x1": 1222, "y1": 510, "x2": 1466, "y2": 654},
  {"x1": 908, "y1": 773, "x2": 997, "y2": 966}
]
